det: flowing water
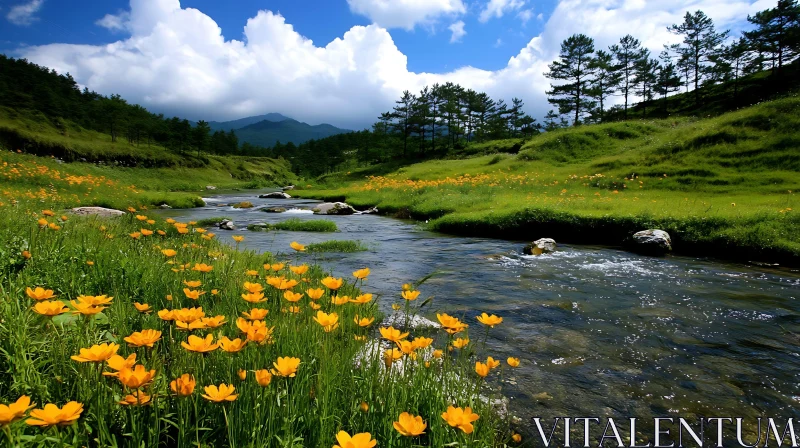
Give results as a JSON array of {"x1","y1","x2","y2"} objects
[{"x1": 162, "y1": 191, "x2": 800, "y2": 433}]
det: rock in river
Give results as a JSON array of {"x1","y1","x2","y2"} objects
[
  {"x1": 219, "y1": 219, "x2": 235, "y2": 230},
  {"x1": 523, "y1": 238, "x2": 557, "y2": 255},
  {"x1": 262, "y1": 207, "x2": 287, "y2": 213},
  {"x1": 312, "y1": 202, "x2": 356, "y2": 215},
  {"x1": 70, "y1": 207, "x2": 125, "y2": 218},
  {"x1": 632, "y1": 229, "x2": 672, "y2": 254},
  {"x1": 259, "y1": 192, "x2": 292, "y2": 199}
]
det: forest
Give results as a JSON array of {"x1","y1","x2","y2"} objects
[{"x1": 1, "y1": 0, "x2": 798, "y2": 177}]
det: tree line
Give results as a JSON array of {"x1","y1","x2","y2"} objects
[{"x1": 545, "y1": 0, "x2": 800, "y2": 124}]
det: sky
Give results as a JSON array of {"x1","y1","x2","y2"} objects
[{"x1": 0, "y1": 0, "x2": 774, "y2": 129}]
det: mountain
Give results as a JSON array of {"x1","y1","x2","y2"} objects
[
  {"x1": 233, "y1": 118, "x2": 351, "y2": 148},
  {"x1": 207, "y1": 113, "x2": 291, "y2": 132}
]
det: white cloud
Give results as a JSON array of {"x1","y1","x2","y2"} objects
[
  {"x1": 347, "y1": 0, "x2": 465, "y2": 30},
  {"x1": 18, "y1": 0, "x2": 768, "y2": 128},
  {"x1": 479, "y1": 0, "x2": 526, "y2": 23},
  {"x1": 96, "y1": 11, "x2": 131, "y2": 31},
  {"x1": 517, "y1": 9, "x2": 534, "y2": 24},
  {"x1": 494, "y1": 38, "x2": 504, "y2": 47},
  {"x1": 536, "y1": 13, "x2": 543, "y2": 20},
  {"x1": 448, "y1": 20, "x2": 466, "y2": 43},
  {"x1": 7, "y1": 0, "x2": 43, "y2": 26}
]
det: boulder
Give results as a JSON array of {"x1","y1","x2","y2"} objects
[
  {"x1": 259, "y1": 192, "x2": 292, "y2": 199},
  {"x1": 206, "y1": 185, "x2": 217, "y2": 190},
  {"x1": 632, "y1": 229, "x2": 672, "y2": 254},
  {"x1": 281, "y1": 185, "x2": 295, "y2": 191},
  {"x1": 381, "y1": 312, "x2": 440, "y2": 331},
  {"x1": 158, "y1": 204, "x2": 172, "y2": 209},
  {"x1": 262, "y1": 207, "x2": 287, "y2": 213},
  {"x1": 312, "y1": 202, "x2": 357, "y2": 215},
  {"x1": 523, "y1": 238, "x2": 557, "y2": 255},
  {"x1": 70, "y1": 207, "x2": 125, "y2": 218},
  {"x1": 219, "y1": 219, "x2": 235, "y2": 230}
]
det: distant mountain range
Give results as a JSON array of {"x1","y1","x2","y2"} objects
[{"x1": 202, "y1": 114, "x2": 350, "y2": 148}]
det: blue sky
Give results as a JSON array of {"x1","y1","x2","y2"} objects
[{"x1": 0, "y1": 0, "x2": 766, "y2": 128}]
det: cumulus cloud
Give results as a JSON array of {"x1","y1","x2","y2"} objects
[
  {"x1": 347, "y1": 0, "x2": 465, "y2": 30},
  {"x1": 96, "y1": 11, "x2": 130, "y2": 31},
  {"x1": 479, "y1": 0, "x2": 526, "y2": 23},
  {"x1": 448, "y1": 20, "x2": 466, "y2": 43},
  {"x1": 517, "y1": 9, "x2": 534, "y2": 25},
  {"x1": 7, "y1": 0, "x2": 43, "y2": 26},
  {"x1": 18, "y1": 0, "x2": 767, "y2": 128}
]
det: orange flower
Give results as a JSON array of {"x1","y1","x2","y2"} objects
[
  {"x1": 191, "y1": 263, "x2": 213, "y2": 273},
  {"x1": 271, "y1": 356, "x2": 301, "y2": 377},
  {"x1": 183, "y1": 280, "x2": 202, "y2": 288},
  {"x1": 71, "y1": 343, "x2": 119, "y2": 363},
  {"x1": 129, "y1": 232, "x2": 142, "y2": 240},
  {"x1": 176, "y1": 320, "x2": 208, "y2": 331},
  {"x1": 476, "y1": 313, "x2": 503, "y2": 328},
  {"x1": 401, "y1": 290, "x2": 420, "y2": 301},
  {"x1": 26, "y1": 287, "x2": 55, "y2": 301},
  {"x1": 140, "y1": 229, "x2": 154, "y2": 236},
  {"x1": 201, "y1": 315, "x2": 227, "y2": 328},
  {"x1": 242, "y1": 308, "x2": 269, "y2": 320},
  {"x1": 275, "y1": 278, "x2": 298, "y2": 290},
  {"x1": 309, "y1": 302, "x2": 322, "y2": 310},
  {"x1": 161, "y1": 249, "x2": 177, "y2": 257},
  {"x1": 475, "y1": 362, "x2": 490, "y2": 377},
  {"x1": 118, "y1": 365, "x2": 157, "y2": 388},
  {"x1": 158, "y1": 309, "x2": 175, "y2": 321},
  {"x1": 379, "y1": 326, "x2": 409, "y2": 343},
  {"x1": 290, "y1": 264, "x2": 309, "y2": 275},
  {"x1": 289, "y1": 241, "x2": 305, "y2": 252},
  {"x1": 452, "y1": 338, "x2": 469, "y2": 349},
  {"x1": 352, "y1": 268, "x2": 371, "y2": 280},
  {"x1": 411, "y1": 336, "x2": 433, "y2": 350},
  {"x1": 350, "y1": 293, "x2": 373, "y2": 304},
  {"x1": 331, "y1": 295, "x2": 350, "y2": 305},
  {"x1": 103, "y1": 354, "x2": 137, "y2": 378},
  {"x1": 507, "y1": 357, "x2": 520, "y2": 367},
  {"x1": 124, "y1": 330, "x2": 162, "y2": 347},
  {"x1": 512, "y1": 433, "x2": 522, "y2": 443},
  {"x1": 270, "y1": 263, "x2": 285, "y2": 271},
  {"x1": 241, "y1": 292, "x2": 266, "y2": 303},
  {"x1": 170, "y1": 374, "x2": 196, "y2": 397},
  {"x1": 202, "y1": 384, "x2": 238, "y2": 402},
  {"x1": 255, "y1": 369, "x2": 272, "y2": 386},
  {"x1": 26, "y1": 402, "x2": 83, "y2": 427},
  {"x1": 133, "y1": 302, "x2": 152, "y2": 313},
  {"x1": 353, "y1": 315, "x2": 375, "y2": 327},
  {"x1": 333, "y1": 431, "x2": 376, "y2": 448},
  {"x1": 0, "y1": 396, "x2": 35, "y2": 426},
  {"x1": 393, "y1": 412, "x2": 427, "y2": 437},
  {"x1": 313, "y1": 311, "x2": 339, "y2": 332},
  {"x1": 70, "y1": 300, "x2": 105, "y2": 316},
  {"x1": 232, "y1": 235, "x2": 244, "y2": 243},
  {"x1": 437, "y1": 313, "x2": 468, "y2": 334},
  {"x1": 243, "y1": 282, "x2": 264, "y2": 293},
  {"x1": 237, "y1": 369, "x2": 247, "y2": 380},
  {"x1": 183, "y1": 288, "x2": 206, "y2": 300},
  {"x1": 181, "y1": 334, "x2": 219, "y2": 353},
  {"x1": 135, "y1": 215, "x2": 148, "y2": 221},
  {"x1": 281, "y1": 290, "x2": 302, "y2": 303},
  {"x1": 321, "y1": 277, "x2": 343, "y2": 290},
  {"x1": 119, "y1": 391, "x2": 151, "y2": 406},
  {"x1": 441, "y1": 406, "x2": 480, "y2": 434},
  {"x1": 384, "y1": 348, "x2": 403, "y2": 365},
  {"x1": 42, "y1": 210, "x2": 55, "y2": 217},
  {"x1": 21, "y1": 250, "x2": 31, "y2": 259},
  {"x1": 219, "y1": 337, "x2": 247, "y2": 353},
  {"x1": 306, "y1": 288, "x2": 324, "y2": 300},
  {"x1": 246, "y1": 270, "x2": 259, "y2": 277},
  {"x1": 486, "y1": 356, "x2": 501, "y2": 370}
]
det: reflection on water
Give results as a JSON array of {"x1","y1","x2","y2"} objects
[{"x1": 162, "y1": 191, "x2": 800, "y2": 426}]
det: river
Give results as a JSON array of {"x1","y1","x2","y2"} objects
[{"x1": 160, "y1": 190, "x2": 800, "y2": 434}]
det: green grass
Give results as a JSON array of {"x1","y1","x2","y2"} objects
[
  {"x1": 305, "y1": 240, "x2": 369, "y2": 253},
  {"x1": 196, "y1": 217, "x2": 230, "y2": 227},
  {"x1": 0, "y1": 199, "x2": 511, "y2": 446},
  {"x1": 297, "y1": 96, "x2": 800, "y2": 263},
  {"x1": 248, "y1": 219, "x2": 339, "y2": 233}
]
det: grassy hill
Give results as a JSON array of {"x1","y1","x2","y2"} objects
[
  {"x1": 0, "y1": 107, "x2": 297, "y2": 210},
  {"x1": 296, "y1": 95, "x2": 800, "y2": 264}
]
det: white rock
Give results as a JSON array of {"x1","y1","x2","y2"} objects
[{"x1": 70, "y1": 207, "x2": 125, "y2": 218}]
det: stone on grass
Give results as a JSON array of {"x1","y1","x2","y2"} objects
[{"x1": 70, "y1": 207, "x2": 125, "y2": 218}]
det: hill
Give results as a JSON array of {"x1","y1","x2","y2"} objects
[
  {"x1": 234, "y1": 118, "x2": 351, "y2": 148},
  {"x1": 296, "y1": 95, "x2": 800, "y2": 264},
  {"x1": 206, "y1": 113, "x2": 291, "y2": 131}
]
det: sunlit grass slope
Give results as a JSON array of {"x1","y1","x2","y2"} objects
[{"x1": 298, "y1": 96, "x2": 800, "y2": 263}]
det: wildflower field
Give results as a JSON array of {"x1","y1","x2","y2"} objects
[
  {"x1": 298, "y1": 96, "x2": 800, "y2": 263},
  {"x1": 0, "y1": 150, "x2": 518, "y2": 446}
]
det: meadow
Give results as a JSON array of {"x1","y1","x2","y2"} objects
[
  {"x1": 298, "y1": 96, "x2": 800, "y2": 264},
  {"x1": 0, "y1": 148, "x2": 519, "y2": 447}
]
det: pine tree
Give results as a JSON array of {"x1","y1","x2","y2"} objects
[
  {"x1": 745, "y1": 0, "x2": 800, "y2": 75},
  {"x1": 655, "y1": 51, "x2": 681, "y2": 113},
  {"x1": 545, "y1": 34, "x2": 597, "y2": 126},
  {"x1": 668, "y1": 10, "x2": 729, "y2": 105},
  {"x1": 634, "y1": 56, "x2": 659, "y2": 117},
  {"x1": 588, "y1": 49, "x2": 622, "y2": 122},
  {"x1": 610, "y1": 35, "x2": 647, "y2": 119},
  {"x1": 391, "y1": 91, "x2": 415, "y2": 158}
]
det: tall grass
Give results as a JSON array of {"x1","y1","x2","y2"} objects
[
  {"x1": 0, "y1": 202, "x2": 515, "y2": 447},
  {"x1": 297, "y1": 96, "x2": 800, "y2": 263},
  {"x1": 306, "y1": 240, "x2": 369, "y2": 253},
  {"x1": 249, "y1": 219, "x2": 338, "y2": 233}
]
